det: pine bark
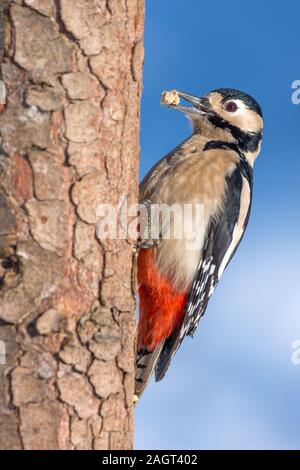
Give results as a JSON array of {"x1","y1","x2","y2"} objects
[{"x1": 0, "y1": 0, "x2": 144, "y2": 450}]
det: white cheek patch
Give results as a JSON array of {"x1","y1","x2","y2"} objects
[{"x1": 225, "y1": 99, "x2": 247, "y2": 115}]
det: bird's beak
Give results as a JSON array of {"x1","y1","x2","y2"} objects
[{"x1": 175, "y1": 91, "x2": 211, "y2": 117}]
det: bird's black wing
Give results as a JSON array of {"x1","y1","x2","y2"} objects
[{"x1": 155, "y1": 157, "x2": 253, "y2": 381}]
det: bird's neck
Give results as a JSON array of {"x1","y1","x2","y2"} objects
[{"x1": 193, "y1": 117, "x2": 235, "y2": 143}]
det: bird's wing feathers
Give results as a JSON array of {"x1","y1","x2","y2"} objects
[{"x1": 155, "y1": 161, "x2": 253, "y2": 381}]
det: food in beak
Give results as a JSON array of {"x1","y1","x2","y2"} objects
[
  {"x1": 160, "y1": 89, "x2": 180, "y2": 107},
  {"x1": 160, "y1": 89, "x2": 210, "y2": 117}
]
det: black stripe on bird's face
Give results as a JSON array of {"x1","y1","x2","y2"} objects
[{"x1": 207, "y1": 113, "x2": 263, "y2": 153}]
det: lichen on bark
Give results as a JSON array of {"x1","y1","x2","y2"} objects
[{"x1": 0, "y1": 0, "x2": 144, "y2": 450}]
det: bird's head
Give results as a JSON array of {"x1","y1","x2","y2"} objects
[{"x1": 171, "y1": 88, "x2": 263, "y2": 160}]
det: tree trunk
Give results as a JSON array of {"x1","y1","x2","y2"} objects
[{"x1": 0, "y1": 0, "x2": 144, "y2": 450}]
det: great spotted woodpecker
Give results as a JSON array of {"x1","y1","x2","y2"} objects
[{"x1": 135, "y1": 88, "x2": 263, "y2": 400}]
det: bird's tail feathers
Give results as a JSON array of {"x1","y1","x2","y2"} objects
[{"x1": 134, "y1": 341, "x2": 165, "y2": 402}]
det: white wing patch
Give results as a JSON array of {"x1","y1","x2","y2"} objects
[{"x1": 218, "y1": 176, "x2": 251, "y2": 278}]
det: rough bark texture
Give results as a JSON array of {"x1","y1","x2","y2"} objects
[{"x1": 0, "y1": 0, "x2": 144, "y2": 450}]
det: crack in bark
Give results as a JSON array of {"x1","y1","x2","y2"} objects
[{"x1": 54, "y1": 0, "x2": 81, "y2": 48}]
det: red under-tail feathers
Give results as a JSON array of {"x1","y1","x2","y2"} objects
[{"x1": 137, "y1": 248, "x2": 187, "y2": 351}]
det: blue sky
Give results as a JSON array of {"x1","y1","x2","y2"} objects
[{"x1": 135, "y1": 0, "x2": 300, "y2": 449}]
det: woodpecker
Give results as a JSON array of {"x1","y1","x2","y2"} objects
[{"x1": 135, "y1": 88, "x2": 263, "y2": 400}]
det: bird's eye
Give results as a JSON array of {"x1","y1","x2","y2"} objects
[{"x1": 225, "y1": 101, "x2": 238, "y2": 112}]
